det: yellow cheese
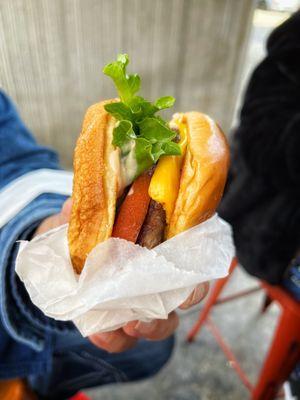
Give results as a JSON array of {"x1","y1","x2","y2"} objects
[{"x1": 149, "y1": 114, "x2": 187, "y2": 223}]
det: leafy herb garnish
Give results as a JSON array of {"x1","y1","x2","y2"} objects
[{"x1": 103, "y1": 54, "x2": 181, "y2": 184}]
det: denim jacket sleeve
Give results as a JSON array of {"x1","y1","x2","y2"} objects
[{"x1": 0, "y1": 91, "x2": 75, "y2": 377}]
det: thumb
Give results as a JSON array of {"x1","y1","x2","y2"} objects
[
  {"x1": 59, "y1": 198, "x2": 73, "y2": 224},
  {"x1": 33, "y1": 198, "x2": 73, "y2": 237}
]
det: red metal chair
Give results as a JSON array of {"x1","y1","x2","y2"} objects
[{"x1": 187, "y1": 258, "x2": 300, "y2": 400}]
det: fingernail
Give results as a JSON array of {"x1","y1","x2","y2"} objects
[
  {"x1": 134, "y1": 320, "x2": 157, "y2": 335},
  {"x1": 181, "y1": 285, "x2": 206, "y2": 309},
  {"x1": 191, "y1": 285, "x2": 206, "y2": 305}
]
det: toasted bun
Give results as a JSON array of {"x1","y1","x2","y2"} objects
[
  {"x1": 69, "y1": 104, "x2": 229, "y2": 273},
  {"x1": 167, "y1": 112, "x2": 229, "y2": 238},
  {"x1": 68, "y1": 100, "x2": 119, "y2": 273}
]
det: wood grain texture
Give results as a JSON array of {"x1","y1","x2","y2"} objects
[{"x1": 0, "y1": 0, "x2": 254, "y2": 167}]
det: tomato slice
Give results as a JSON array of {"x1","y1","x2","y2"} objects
[{"x1": 112, "y1": 172, "x2": 152, "y2": 243}]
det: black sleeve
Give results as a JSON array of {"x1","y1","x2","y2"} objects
[
  {"x1": 219, "y1": 11, "x2": 300, "y2": 284},
  {"x1": 236, "y1": 11, "x2": 300, "y2": 190}
]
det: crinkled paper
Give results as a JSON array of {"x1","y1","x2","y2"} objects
[{"x1": 16, "y1": 214, "x2": 234, "y2": 336}]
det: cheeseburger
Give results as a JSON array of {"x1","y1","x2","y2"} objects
[{"x1": 68, "y1": 54, "x2": 229, "y2": 273}]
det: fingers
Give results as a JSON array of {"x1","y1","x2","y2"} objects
[
  {"x1": 123, "y1": 311, "x2": 179, "y2": 341},
  {"x1": 89, "y1": 283, "x2": 208, "y2": 352},
  {"x1": 90, "y1": 311, "x2": 179, "y2": 352},
  {"x1": 33, "y1": 198, "x2": 73, "y2": 237},
  {"x1": 89, "y1": 329, "x2": 138, "y2": 353},
  {"x1": 123, "y1": 283, "x2": 209, "y2": 342},
  {"x1": 179, "y1": 282, "x2": 209, "y2": 310},
  {"x1": 59, "y1": 198, "x2": 73, "y2": 224},
  {"x1": 33, "y1": 214, "x2": 61, "y2": 236}
]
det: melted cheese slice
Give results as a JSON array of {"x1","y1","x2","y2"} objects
[{"x1": 148, "y1": 114, "x2": 187, "y2": 223}]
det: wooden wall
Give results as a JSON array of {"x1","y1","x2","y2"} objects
[{"x1": 0, "y1": 0, "x2": 254, "y2": 168}]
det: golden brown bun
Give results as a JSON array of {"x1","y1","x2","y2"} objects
[
  {"x1": 68, "y1": 104, "x2": 229, "y2": 272},
  {"x1": 68, "y1": 100, "x2": 119, "y2": 273},
  {"x1": 167, "y1": 112, "x2": 230, "y2": 238}
]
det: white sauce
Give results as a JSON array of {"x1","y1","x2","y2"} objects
[
  {"x1": 111, "y1": 139, "x2": 138, "y2": 196},
  {"x1": 120, "y1": 140, "x2": 138, "y2": 188},
  {"x1": 109, "y1": 148, "x2": 121, "y2": 175}
]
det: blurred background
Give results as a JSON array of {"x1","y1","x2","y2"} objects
[
  {"x1": 1, "y1": 0, "x2": 300, "y2": 399},
  {"x1": 0, "y1": 0, "x2": 254, "y2": 167}
]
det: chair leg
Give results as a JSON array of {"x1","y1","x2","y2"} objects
[
  {"x1": 186, "y1": 258, "x2": 238, "y2": 342},
  {"x1": 251, "y1": 308, "x2": 300, "y2": 400}
]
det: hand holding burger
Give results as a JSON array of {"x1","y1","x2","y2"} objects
[
  {"x1": 34, "y1": 54, "x2": 229, "y2": 352},
  {"x1": 34, "y1": 198, "x2": 209, "y2": 353},
  {"x1": 20, "y1": 53, "x2": 230, "y2": 354}
]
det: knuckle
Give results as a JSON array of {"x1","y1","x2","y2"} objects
[{"x1": 110, "y1": 339, "x2": 136, "y2": 353}]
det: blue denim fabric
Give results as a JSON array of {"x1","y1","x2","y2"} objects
[
  {"x1": 282, "y1": 256, "x2": 300, "y2": 301},
  {"x1": 0, "y1": 90, "x2": 60, "y2": 187},
  {"x1": 0, "y1": 88, "x2": 74, "y2": 378},
  {"x1": 29, "y1": 332, "x2": 174, "y2": 400},
  {"x1": 0, "y1": 90, "x2": 174, "y2": 395}
]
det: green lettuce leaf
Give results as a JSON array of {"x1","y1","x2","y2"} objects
[
  {"x1": 138, "y1": 117, "x2": 176, "y2": 142},
  {"x1": 135, "y1": 138, "x2": 156, "y2": 176},
  {"x1": 162, "y1": 141, "x2": 182, "y2": 155},
  {"x1": 103, "y1": 54, "x2": 140, "y2": 104},
  {"x1": 105, "y1": 103, "x2": 133, "y2": 124},
  {"x1": 112, "y1": 120, "x2": 136, "y2": 151},
  {"x1": 103, "y1": 54, "x2": 181, "y2": 184},
  {"x1": 155, "y1": 96, "x2": 175, "y2": 110}
]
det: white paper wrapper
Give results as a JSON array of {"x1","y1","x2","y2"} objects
[{"x1": 15, "y1": 214, "x2": 234, "y2": 336}]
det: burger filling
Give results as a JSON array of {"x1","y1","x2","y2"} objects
[
  {"x1": 137, "y1": 200, "x2": 166, "y2": 249},
  {"x1": 112, "y1": 118, "x2": 187, "y2": 249},
  {"x1": 103, "y1": 53, "x2": 187, "y2": 247},
  {"x1": 148, "y1": 114, "x2": 187, "y2": 224}
]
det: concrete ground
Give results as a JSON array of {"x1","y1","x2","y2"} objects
[
  {"x1": 85, "y1": 9, "x2": 292, "y2": 400},
  {"x1": 86, "y1": 267, "x2": 281, "y2": 400}
]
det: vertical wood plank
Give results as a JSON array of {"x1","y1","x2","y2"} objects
[{"x1": 0, "y1": 0, "x2": 254, "y2": 167}]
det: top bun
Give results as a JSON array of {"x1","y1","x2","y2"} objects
[
  {"x1": 167, "y1": 112, "x2": 229, "y2": 238},
  {"x1": 68, "y1": 102, "x2": 229, "y2": 273}
]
